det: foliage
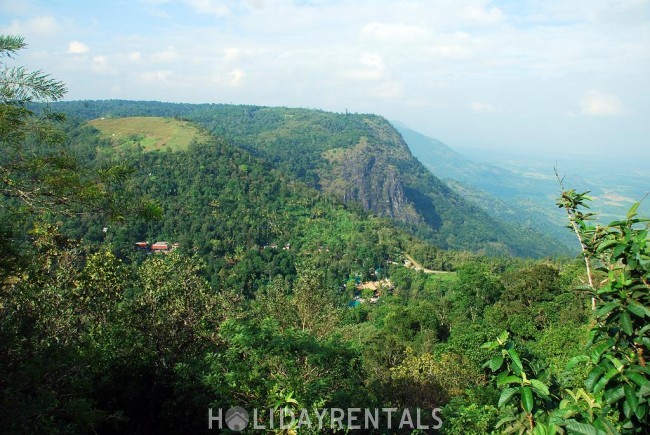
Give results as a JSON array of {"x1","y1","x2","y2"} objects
[
  {"x1": 558, "y1": 190, "x2": 650, "y2": 431},
  {"x1": 482, "y1": 331, "x2": 556, "y2": 433},
  {"x1": 49, "y1": 99, "x2": 568, "y2": 257},
  {"x1": 389, "y1": 347, "x2": 482, "y2": 408},
  {"x1": 441, "y1": 402, "x2": 500, "y2": 435},
  {"x1": 2, "y1": 34, "x2": 623, "y2": 434},
  {"x1": 484, "y1": 190, "x2": 650, "y2": 433},
  {"x1": 0, "y1": 35, "x2": 66, "y2": 104}
]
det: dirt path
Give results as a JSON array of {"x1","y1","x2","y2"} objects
[{"x1": 403, "y1": 253, "x2": 453, "y2": 274}]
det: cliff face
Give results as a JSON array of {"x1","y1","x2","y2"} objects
[{"x1": 321, "y1": 137, "x2": 419, "y2": 224}]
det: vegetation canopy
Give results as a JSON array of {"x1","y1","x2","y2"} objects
[{"x1": 1, "y1": 34, "x2": 648, "y2": 434}]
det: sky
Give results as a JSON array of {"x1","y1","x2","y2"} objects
[{"x1": 1, "y1": 0, "x2": 649, "y2": 158}]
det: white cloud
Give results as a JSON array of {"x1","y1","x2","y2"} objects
[
  {"x1": 373, "y1": 80, "x2": 403, "y2": 98},
  {"x1": 463, "y1": 5, "x2": 503, "y2": 25},
  {"x1": 470, "y1": 102, "x2": 495, "y2": 112},
  {"x1": 426, "y1": 32, "x2": 478, "y2": 59},
  {"x1": 361, "y1": 22, "x2": 429, "y2": 41},
  {"x1": 150, "y1": 47, "x2": 178, "y2": 62},
  {"x1": 91, "y1": 55, "x2": 110, "y2": 74},
  {"x1": 140, "y1": 70, "x2": 174, "y2": 83},
  {"x1": 248, "y1": 0, "x2": 265, "y2": 10},
  {"x1": 360, "y1": 53, "x2": 384, "y2": 70},
  {"x1": 183, "y1": 0, "x2": 230, "y2": 17},
  {"x1": 67, "y1": 40, "x2": 89, "y2": 54},
  {"x1": 128, "y1": 51, "x2": 142, "y2": 61},
  {"x1": 212, "y1": 68, "x2": 246, "y2": 86},
  {"x1": 346, "y1": 53, "x2": 387, "y2": 81},
  {"x1": 579, "y1": 90, "x2": 624, "y2": 116},
  {"x1": 2, "y1": 16, "x2": 59, "y2": 36},
  {"x1": 228, "y1": 68, "x2": 245, "y2": 86},
  {"x1": 223, "y1": 48, "x2": 240, "y2": 62}
]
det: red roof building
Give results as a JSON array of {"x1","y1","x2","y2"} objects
[{"x1": 151, "y1": 241, "x2": 170, "y2": 251}]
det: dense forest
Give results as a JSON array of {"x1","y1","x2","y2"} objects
[
  {"x1": 49, "y1": 99, "x2": 567, "y2": 258},
  {"x1": 2, "y1": 35, "x2": 649, "y2": 434}
]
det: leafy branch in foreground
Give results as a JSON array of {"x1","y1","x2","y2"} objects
[
  {"x1": 485, "y1": 187, "x2": 650, "y2": 433},
  {"x1": 559, "y1": 190, "x2": 650, "y2": 432},
  {"x1": 0, "y1": 35, "x2": 66, "y2": 104},
  {"x1": 1, "y1": 34, "x2": 160, "y2": 221},
  {"x1": 482, "y1": 331, "x2": 554, "y2": 433}
]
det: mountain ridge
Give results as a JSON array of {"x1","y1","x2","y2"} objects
[
  {"x1": 395, "y1": 123, "x2": 577, "y2": 251},
  {"x1": 50, "y1": 100, "x2": 568, "y2": 257}
]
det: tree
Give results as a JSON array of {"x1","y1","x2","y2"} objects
[
  {"x1": 485, "y1": 190, "x2": 650, "y2": 433},
  {"x1": 1, "y1": 34, "x2": 160, "y2": 227},
  {"x1": 557, "y1": 190, "x2": 650, "y2": 431},
  {"x1": 1, "y1": 34, "x2": 76, "y2": 210},
  {"x1": 0, "y1": 35, "x2": 66, "y2": 104},
  {"x1": 292, "y1": 264, "x2": 341, "y2": 337}
]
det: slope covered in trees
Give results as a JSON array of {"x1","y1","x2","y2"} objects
[
  {"x1": 50, "y1": 100, "x2": 567, "y2": 258},
  {"x1": 4, "y1": 36, "x2": 647, "y2": 433}
]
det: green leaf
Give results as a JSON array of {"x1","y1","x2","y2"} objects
[
  {"x1": 521, "y1": 386, "x2": 534, "y2": 413},
  {"x1": 596, "y1": 239, "x2": 619, "y2": 253},
  {"x1": 627, "y1": 372, "x2": 650, "y2": 388},
  {"x1": 508, "y1": 347, "x2": 523, "y2": 376},
  {"x1": 619, "y1": 311, "x2": 633, "y2": 336},
  {"x1": 590, "y1": 339, "x2": 615, "y2": 363},
  {"x1": 627, "y1": 300, "x2": 650, "y2": 318},
  {"x1": 603, "y1": 354, "x2": 624, "y2": 371},
  {"x1": 639, "y1": 382, "x2": 650, "y2": 397},
  {"x1": 593, "y1": 368, "x2": 618, "y2": 394},
  {"x1": 627, "y1": 201, "x2": 640, "y2": 220},
  {"x1": 624, "y1": 383, "x2": 638, "y2": 413},
  {"x1": 497, "y1": 375, "x2": 522, "y2": 386},
  {"x1": 495, "y1": 415, "x2": 516, "y2": 429},
  {"x1": 592, "y1": 416, "x2": 619, "y2": 435},
  {"x1": 498, "y1": 387, "x2": 519, "y2": 408},
  {"x1": 612, "y1": 244, "x2": 627, "y2": 258},
  {"x1": 586, "y1": 366, "x2": 606, "y2": 392},
  {"x1": 479, "y1": 341, "x2": 495, "y2": 350},
  {"x1": 596, "y1": 302, "x2": 619, "y2": 317},
  {"x1": 565, "y1": 422, "x2": 605, "y2": 435},
  {"x1": 530, "y1": 379, "x2": 550, "y2": 397},
  {"x1": 623, "y1": 397, "x2": 631, "y2": 418},
  {"x1": 634, "y1": 402, "x2": 647, "y2": 420},
  {"x1": 486, "y1": 355, "x2": 504, "y2": 372},
  {"x1": 566, "y1": 355, "x2": 590, "y2": 370},
  {"x1": 605, "y1": 385, "x2": 625, "y2": 404}
]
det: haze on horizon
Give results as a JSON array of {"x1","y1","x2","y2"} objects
[{"x1": 1, "y1": 0, "x2": 649, "y2": 159}]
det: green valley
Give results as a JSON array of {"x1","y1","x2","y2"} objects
[{"x1": 2, "y1": 35, "x2": 649, "y2": 434}]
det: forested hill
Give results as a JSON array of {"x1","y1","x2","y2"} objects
[
  {"x1": 50, "y1": 100, "x2": 566, "y2": 257},
  {"x1": 396, "y1": 124, "x2": 577, "y2": 251}
]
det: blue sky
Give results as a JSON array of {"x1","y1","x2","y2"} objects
[{"x1": 2, "y1": 0, "x2": 649, "y2": 158}]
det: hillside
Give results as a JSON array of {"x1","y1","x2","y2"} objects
[
  {"x1": 396, "y1": 124, "x2": 577, "y2": 250},
  {"x1": 52, "y1": 100, "x2": 567, "y2": 257},
  {"x1": 88, "y1": 116, "x2": 210, "y2": 153},
  {"x1": 6, "y1": 34, "x2": 646, "y2": 435},
  {"x1": 60, "y1": 121, "x2": 421, "y2": 291}
]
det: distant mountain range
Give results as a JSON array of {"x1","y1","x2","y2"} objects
[
  {"x1": 396, "y1": 123, "x2": 649, "y2": 253},
  {"x1": 50, "y1": 100, "x2": 569, "y2": 257}
]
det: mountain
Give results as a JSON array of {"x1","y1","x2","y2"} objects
[
  {"x1": 396, "y1": 124, "x2": 577, "y2": 250},
  {"x1": 51, "y1": 100, "x2": 567, "y2": 257}
]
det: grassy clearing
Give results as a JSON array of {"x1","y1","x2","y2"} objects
[{"x1": 88, "y1": 116, "x2": 211, "y2": 152}]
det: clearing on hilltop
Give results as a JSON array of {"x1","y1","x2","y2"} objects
[{"x1": 88, "y1": 116, "x2": 211, "y2": 153}]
